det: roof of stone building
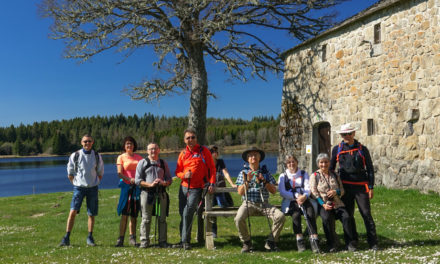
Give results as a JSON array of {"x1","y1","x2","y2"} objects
[{"x1": 281, "y1": 0, "x2": 409, "y2": 59}]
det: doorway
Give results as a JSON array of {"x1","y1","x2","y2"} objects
[{"x1": 312, "y1": 122, "x2": 331, "y2": 172}]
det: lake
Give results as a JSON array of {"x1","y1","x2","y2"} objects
[{"x1": 0, "y1": 152, "x2": 278, "y2": 197}]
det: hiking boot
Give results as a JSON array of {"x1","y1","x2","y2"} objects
[
  {"x1": 139, "y1": 241, "x2": 149, "y2": 248},
  {"x1": 159, "y1": 242, "x2": 171, "y2": 248},
  {"x1": 297, "y1": 238, "x2": 306, "y2": 252},
  {"x1": 347, "y1": 241, "x2": 357, "y2": 252},
  {"x1": 115, "y1": 237, "x2": 124, "y2": 247},
  {"x1": 171, "y1": 242, "x2": 183, "y2": 248},
  {"x1": 182, "y1": 242, "x2": 191, "y2": 250},
  {"x1": 310, "y1": 238, "x2": 320, "y2": 253},
  {"x1": 264, "y1": 240, "x2": 279, "y2": 252},
  {"x1": 59, "y1": 236, "x2": 70, "y2": 247},
  {"x1": 86, "y1": 235, "x2": 96, "y2": 246},
  {"x1": 129, "y1": 235, "x2": 137, "y2": 247},
  {"x1": 241, "y1": 240, "x2": 252, "y2": 253}
]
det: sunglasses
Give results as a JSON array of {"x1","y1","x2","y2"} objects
[
  {"x1": 341, "y1": 132, "x2": 353, "y2": 136},
  {"x1": 186, "y1": 136, "x2": 196, "y2": 140},
  {"x1": 83, "y1": 140, "x2": 92, "y2": 143}
]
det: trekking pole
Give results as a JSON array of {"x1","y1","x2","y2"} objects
[
  {"x1": 186, "y1": 170, "x2": 191, "y2": 198},
  {"x1": 300, "y1": 204, "x2": 319, "y2": 253},
  {"x1": 243, "y1": 168, "x2": 252, "y2": 242},
  {"x1": 258, "y1": 174, "x2": 275, "y2": 243},
  {"x1": 154, "y1": 186, "x2": 159, "y2": 247},
  {"x1": 188, "y1": 182, "x2": 210, "y2": 241}
]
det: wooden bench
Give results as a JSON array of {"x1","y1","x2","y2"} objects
[
  {"x1": 203, "y1": 187, "x2": 280, "y2": 250},
  {"x1": 203, "y1": 187, "x2": 237, "y2": 249}
]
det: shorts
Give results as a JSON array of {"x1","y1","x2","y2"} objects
[{"x1": 70, "y1": 185, "x2": 99, "y2": 216}]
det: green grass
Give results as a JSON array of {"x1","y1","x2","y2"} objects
[{"x1": 1, "y1": 181, "x2": 440, "y2": 263}]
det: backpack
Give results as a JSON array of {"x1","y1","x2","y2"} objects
[
  {"x1": 183, "y1": 145, "x2": 210, "y2": 184},
  {"x1": 283, "y1": 169, "x2": 306, "y2": 195},
  {"x1": 183, "y1": 145, "x2": 207, "y2": 165},
  {"x1": 313, "y1": 171, "x2": 339, "y2": 188},
  {"x1": 144, "y1": 157, "x2": 165, "y2": 171},
  {"x1": 73, "y1": 150, "x2": 100, "y2": 174},
  {"x1": 336, "y1": 141, "x2": 366, "y2": 174},
  {"x1": 141, "y1": 158, "x2": 165, "y2": 182}
]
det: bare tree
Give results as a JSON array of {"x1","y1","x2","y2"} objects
[{"x1": 39, "y1": 0, "x2": 345, "y2": 144}]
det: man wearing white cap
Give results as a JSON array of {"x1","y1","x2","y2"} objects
[{"x1": 329, "y1": 123, "x2": 378, "y2": 250}]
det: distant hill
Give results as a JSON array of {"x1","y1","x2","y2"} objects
[{"x1": 0, "y1": 114, "x2": 279, "y2": 156}]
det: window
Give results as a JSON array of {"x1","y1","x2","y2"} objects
[
  {"x1": 374, "y1": 23, "x2": 381, "y2": 44},
  {"x1": 321, "y1": 44, "x2": 327, "y2": 62},
  {"x1": 367, "y1": 119, "x2": 374, "y2": 136}
]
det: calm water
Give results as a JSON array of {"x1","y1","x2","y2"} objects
[{"x1": 0, "y1": 153, "x2": 278, "y2": 197}]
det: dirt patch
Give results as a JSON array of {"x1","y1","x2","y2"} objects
[{"x1": 30, "y1": 213, "x2": 45, "y2": 218}]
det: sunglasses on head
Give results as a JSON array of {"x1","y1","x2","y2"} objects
[
  {"x1": 341, "y1": 132, "x2": 353, "y2": 136},
  {"x1": 186, "y1": 136, "x2": 196, "y2": 140}
]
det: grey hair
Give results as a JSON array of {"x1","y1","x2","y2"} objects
[{"x1": 316, "y1": 153, "x2": 330, "y2": 165}]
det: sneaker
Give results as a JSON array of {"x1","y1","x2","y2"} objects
[
  {"x1": 370, "y1": 244, "x2": 379, "y2": 251},
  {"x1": 329, "y1": 247, "x2": 337, "y2": 253},
  {"x1": 86, "y1": 236, "x2": 96, "y2": 246},
  {"x1": 183, "y1": 242, "x2": 191, "y2": 250},
  {"x1": 159, "y1": 242, "x2": 171, "y2": 248},
  {"x1": 297, "y1": 238, "x2": 306, "y2": 252},
  {"x1": 139, "y1": 241, "x2": 149, "y2": 248},
  {"x1": 59, "y1": 236, "x2": 70, "y2": 247},
  {"x1": 241, "y1": 240, "x2": 252, "y2": 253},
  {"x1": 310, "y1": 238, "x2": 320, "y2": 253},
  {"x1": 129, "y1": 235, "x2": 137, "y2": 247},
  {"x1": 115, "y1": 237, "x2": 124, "y2": 247},
  {"x1": 264, "y1": 240, "x2": 279, "y2": 252}
]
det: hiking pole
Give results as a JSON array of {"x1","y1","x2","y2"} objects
[
  {"x1": 258, "y1": 173, "x2": 275, "y2": 243},
  {"x1": 243, "y1": 168, "x2": 252, "y2": 243},
  {"x1": 154, "y1": 186, "x2": 159, "y2": 247},
  {"x1": 186, "y1": 170, "x2": 191, "y2": 198},
  {"x1": 187, "y1": 182, "x2": 210, "y2": 242},
  {"x1": 300, "y1": 204, "x2": 319, "y2": 253}
]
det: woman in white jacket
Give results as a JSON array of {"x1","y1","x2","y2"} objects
[{"x1": 278, "y1": 155, "x2": 319, "y2": 253}]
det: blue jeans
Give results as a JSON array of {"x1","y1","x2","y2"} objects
[
  {"x1": 179, "y1": 186, "x2": 202, "y2": 243},
  {"x1": 70, "y1": 186, "x2": 98, "y2": 216}
]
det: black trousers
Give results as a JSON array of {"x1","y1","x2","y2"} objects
[
  {"x1": 319, "y1": 206, "x2": 355, "y2": 248},
  {"x1": 287, "y1": 199, "x2": 317, "y2": 235},
  {"x1": 342, "y1": 184, "x2": 378, "y2": 247}
]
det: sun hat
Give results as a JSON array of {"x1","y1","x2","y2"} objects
[
  {"x1": 242, "y1": 146, "x2": 265, "y2": 162},
  {"x1": 336, "y1": 123, "x2": 357, "y2": 134}
]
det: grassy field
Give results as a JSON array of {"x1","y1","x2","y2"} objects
[{"x1": 1, "y1": 180, "x2": 440, "y2": 264}]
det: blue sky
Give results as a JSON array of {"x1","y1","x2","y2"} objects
[{"x1": 0, "y1": 0, "x2": 379, "y2": 127}]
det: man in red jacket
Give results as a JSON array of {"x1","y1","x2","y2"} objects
[{"x1": 175, "y1": 128, "x2": 216, "y2": 250}]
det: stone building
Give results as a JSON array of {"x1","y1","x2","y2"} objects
[{"x1": 279, "y1": 0, "x2": 440, "y2": 192}]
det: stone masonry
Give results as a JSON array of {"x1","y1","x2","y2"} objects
[{"x1": 280, "y1": 0, "x2": 440, "y2": 192}]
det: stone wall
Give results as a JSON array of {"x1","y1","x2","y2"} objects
[{"x1": 280, "y1": 0, "x2": 440, "y2": 192}]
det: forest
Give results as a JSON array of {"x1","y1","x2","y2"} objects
[{"x1": 0, "y1": 114, "x2": 279, "y2": 156}]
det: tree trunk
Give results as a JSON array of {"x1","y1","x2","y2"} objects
[{"x1": 188, "y1": 43, "x2": 208, "y2": 145}]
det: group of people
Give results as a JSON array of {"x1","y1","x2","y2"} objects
[{"x1": 58, "y1": 123, "x2": 378, "y2": 254}]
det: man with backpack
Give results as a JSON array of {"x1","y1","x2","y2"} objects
[
  {"x1": 59, "y1": 134, "x2": 104, "y2": 247},
  {"x1": 175, "y1": 128, "x2": 216, "y2": 250},
  {"x1": 330, "y1": 123, "x2": 378, "y2": 250},
  {"x1": 235, "y1": 147, "x2": 285, "y2": 253},
  {"x1": 135, "y1": 142, "x2": 172, "y2": 248}
]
